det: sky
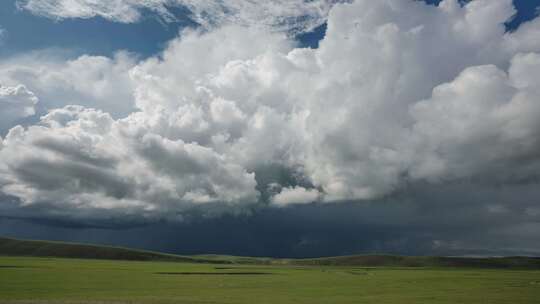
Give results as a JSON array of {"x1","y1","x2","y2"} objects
[{"x1": 0, "y1": 0, "x2": 540, "y2": 258}]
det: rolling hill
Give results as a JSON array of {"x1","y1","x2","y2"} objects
[
  {"x1": 2, "y1": 236, "x2": 540, "y2": 269},
  {"x1": 0, "y1": 237, "x2": 219, "y2": 263},
  {"x1": 292, "y1": 254, "x2": 540, "y2": 269}
]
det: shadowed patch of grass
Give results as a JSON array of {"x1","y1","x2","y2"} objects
[{"x1": 155, "y1": 272, "x2": 272, "y2": 275}]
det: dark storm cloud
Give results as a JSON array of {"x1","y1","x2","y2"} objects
[{"x1": 2, "y1": 181, "x2": 539, "y2": 257}]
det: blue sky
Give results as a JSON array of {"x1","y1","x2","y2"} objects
[
  {"x1": 1, "y1": 0, "x2": 538, "y2": 58},
  {"x1": 0, "y1": 1, "x2": 193, "y2": 57}
]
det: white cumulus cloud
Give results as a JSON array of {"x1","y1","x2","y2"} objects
[
  {"x1": 0, "y1": 52, "x2": 136, "y2": 118},
  {"x1": 0, "y1": 84, "x2": 38, "y2": 132},
  {"x1": 272, "y1": 186, "x2": 321, "y2": 206},
  {"x1": 1, "y1": 0, "x2": 540, "y2": 222},
  {"x1": 0, "y1": 105, "x2": 258, "y2": 221}
]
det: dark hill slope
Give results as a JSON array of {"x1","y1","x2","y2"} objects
[
  {"x1": 293, "y1": 255, "x2": 540, "y2": 269},
  {"x1": 0, "y1": 237, "x2": 220, "y2": 263}
]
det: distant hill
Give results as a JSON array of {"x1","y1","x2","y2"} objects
[
  {"x1": 0, "y1": 237, "x2": 220, "y2": 263},
  {"x1": 292, "y1": 255, "x2": 540, "y2": 269},
  {"x1": 2, "y1": 236, "x2": 540, "y2": 269}
]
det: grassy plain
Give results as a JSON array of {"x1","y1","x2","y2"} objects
[{"x1": 1, "y1": 256, "x2": 540, "y2": 304}]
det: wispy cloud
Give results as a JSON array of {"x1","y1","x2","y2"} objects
[
  {"x1": 16, "y1": 0, "x2": 343, "y2": 34},
  {"x1": 0, "y1": 27, "x2": 6, "y2": 45}
]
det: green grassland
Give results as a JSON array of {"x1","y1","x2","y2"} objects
[
  {"x1": 1, "y1": 256, "x2": 540, "y2": 304},
  {"x1": 1, "y1": 237, "x2": 540, "y2": 303}
]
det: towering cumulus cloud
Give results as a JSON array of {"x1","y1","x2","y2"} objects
[
  {"x1": 1, "y1": 0, "x2": 540, "y2": 222},
  {"x1": 0, "y1": 84, "x2": 38, "y2": 132}
]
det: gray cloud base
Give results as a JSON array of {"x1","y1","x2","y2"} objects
[{"x1": 3, "y1": 181, "x2": 540, "y2": 257}]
